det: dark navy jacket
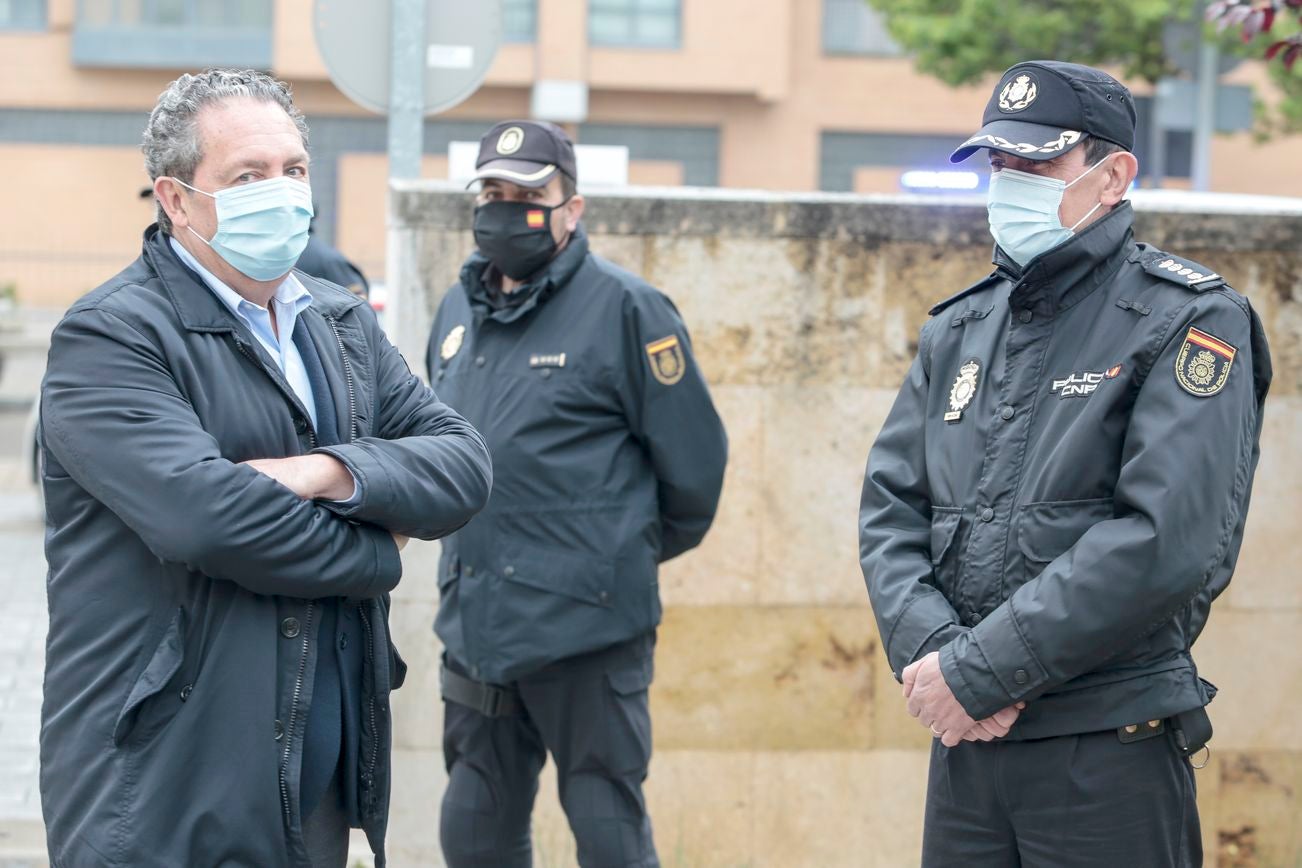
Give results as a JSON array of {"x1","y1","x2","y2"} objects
[
  {"x1": 859, "y1": 203, "x2": 1271, "y2": 739},
  {"x1": 39, "y1": 226, "x2": 492, "y2": 867},
  {"x1": 427, "y1": 227, "x2": 728, "y2": 683}
]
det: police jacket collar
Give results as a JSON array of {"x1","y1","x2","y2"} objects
[
  {"x1": 994, "y1": 200, "x2": 1135, "y2": 313},
  {"x1": 461, "y1": 224, "x2": 591, "y2": 323},
  {"x1": 140, "y1": 223, "x2": 365, "y2": 333}
]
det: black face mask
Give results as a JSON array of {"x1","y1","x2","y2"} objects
[{"x1": 472, "y1": 199, "x2": 570, "y2": 281}]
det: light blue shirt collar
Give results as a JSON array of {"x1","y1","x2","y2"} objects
[{"x1": 168, "y1": 235, "x2": 312, "y2": 328}]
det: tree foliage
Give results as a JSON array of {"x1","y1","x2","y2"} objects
[{"x1": 864, "y1": 0, "x2": 1302, "y2": 132}]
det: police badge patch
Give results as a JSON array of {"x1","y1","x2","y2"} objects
[
  {"x1": 645, "y1": 335, "x2": 686, "y2": 386},
  {"x1": 441, "y1": 324, "x2": 466, "y2": 361},
  {"x1": 1175, "y1": 326, "x2": 1235, "y2": 397},
  {"x1": 944, "y1": 359, "x2": 981, "y2": 423}
]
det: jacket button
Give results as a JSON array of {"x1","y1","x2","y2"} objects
[
  {"x1": 967, "y1": 612, "x2": 982, "y2": 626},
  {"x1": 475, "y1": 356, "x2": 486, "y2": 367},
  {"x1": 1013, "y1": 669, "x2": 1029, "y2": 685},
  {"x1": 980, "y1": 507, "x2": 995, "y2": 522},
  {"x1": 280, "y1": 617, "x2": 301, "y2": 638},
  {"x1": 293, "y1": 415, "x2": 308, "y2": 434},
  {"x1": 503, "y1": 565, "x2": 515, "y2": 577},
  {"x1": 1018, "y1": 309, "x2": 1034, "y2": 323},
  {"x1": 464, "y1": 565, "x2": 475, "y2": 577},
  {"x1": 598, "y1": 591, "x2": 610, "y2": 604},
  {"x1": 436, "y1": 369, "x2": 445, "y2": 381},
  {"x1": 339, "y1": 633, "x2": 348, "y2": 650},
  {"x1": 179, "y1": 683, "x2": 193, "y2": 702},
  {"x1": 541, "y1": 369, "x2": 552, "y2": 380},
  {"x1": 273, "y1": 719, "x2": 284, "y2": 741},
  {"x1": 1000, "y1": 405, "x2": 1015, "y2": 421}
]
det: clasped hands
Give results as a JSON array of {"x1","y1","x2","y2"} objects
[
  {"x1": 902, "y1": 651, "x2": 1024, "y2": 747},
  {"x1": 243, "y1": 455, "x2": 408, "y2": 550}
]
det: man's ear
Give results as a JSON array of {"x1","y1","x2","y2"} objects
[
  {"x1": 1101, "y1": 152, "x2": 1139, "y2": 207},
  {"x1": 564, "y1": 194, "x2": 585, "y2": 232},
  {"x1": 154, "y1": 177, "x2": 191, "y2": 231}
]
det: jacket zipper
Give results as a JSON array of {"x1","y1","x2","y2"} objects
[
  {"x1": 326, "y1": 316, "x2": 359, "y2": 441},
  {"x1": 358, "y1": 602, "x2": 380, "y2": 812},
  {"x1": 233, "y1": 336, "x2": 321, "y2": 828},
  {"x1": 278, "y1": 601, "x2": 315, "y2": 825}
]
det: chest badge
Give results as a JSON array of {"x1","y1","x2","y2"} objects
[
  {"x1": 944, "y1": 359, "x2": 981, "y2": 423},
  {"x1": 1175, "y1": 326, "x2": 1236, "y2": 397},
  {"x1": 441, "y1": 325, "x2": 466, "y2": 361}
]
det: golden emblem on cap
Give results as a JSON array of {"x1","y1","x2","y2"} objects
[
  {"x1": 944, "y1": 359, "x2": 981, "y2": 423},
  {"x1": 496, "y1": 126, "x2": 525, "y2": 156},
  {"x1": 441, "y1": 324, "x2": 466, "y2": 361},
  {"x1": 998, "y1": 74, "x2": 1039, "y2": 113}
]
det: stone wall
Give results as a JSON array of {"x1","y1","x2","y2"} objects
[{"x1": 384, "y1": 183, "x2": 1302, "y2": 868}]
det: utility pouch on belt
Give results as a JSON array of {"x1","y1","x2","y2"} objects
[{"x1": 1171, "y1": 705, "x2": 1213, "y2": 761}]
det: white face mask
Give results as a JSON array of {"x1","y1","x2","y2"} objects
[{"x1": 986, "y1": 155, "x2": 1111, "y2": 267}]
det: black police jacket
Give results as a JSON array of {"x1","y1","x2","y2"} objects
[
  {"x1": 859, "y1": 202, "x2": 1271, "y2": 739},
  {"x1": 427, "y1": 227, "x2": 728, "y2": 683}
]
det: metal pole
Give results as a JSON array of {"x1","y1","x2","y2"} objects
[
  {"x1": 1148, "y1": 96, "x2": 1167, "y2": 188},
  {"x1": 1191, "y1": 3, "x2": 1218, "y2": 191},
  {"x1": 388, "y1": 0, "x2": 425, "y2": 181}
]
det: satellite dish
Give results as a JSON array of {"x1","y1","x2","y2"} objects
[{"x1": 315, "y1": 0, "x2": 503, "y2": 116}]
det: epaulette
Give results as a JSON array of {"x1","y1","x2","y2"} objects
[
  {"x1": 1139, "y1": 247, "x2": 1227, "y2": 292},
  {"x1": 928, "y1": 272, "x2": 1001, "y2": 316}
]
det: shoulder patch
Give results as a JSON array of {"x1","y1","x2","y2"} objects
[
  {"x1": 1175, "y1": 326, "x2": 1237, "y2": 397},
  {"x1": 928, "y1": 273, "x2": 1001, "y2": 316},
  {"x1": 1142, "y1": 251, "x2": 1226, "y2": 292},
  {"x1": 645, "y1": 335, "x2": 686, "y2": 386}
]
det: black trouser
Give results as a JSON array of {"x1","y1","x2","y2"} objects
[
  {"x1": 922, "y1": 727, "x2": 1202, "y2": 867},
  {"x1": 440, "y1": 633, "x2": 659, "y2": 868}
]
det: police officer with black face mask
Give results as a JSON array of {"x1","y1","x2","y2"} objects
[
  {"x1": 426, "y1": 120, "x2": 728, "y2": 868},
  {"x1": 859, "y1": 61, "x2": 1271, "y2": 865}
]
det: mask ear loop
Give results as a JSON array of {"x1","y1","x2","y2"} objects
[
  {"x1": 165, "y1": 177, "x2": 218, "y2": 245},
  {"x1": 1064, "y1": 154, "x2": 1113, "y2": 231}
]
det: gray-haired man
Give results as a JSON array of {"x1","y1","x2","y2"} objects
[{"x1": 39, "y1": 69, "x2": 492, "y2": 867}]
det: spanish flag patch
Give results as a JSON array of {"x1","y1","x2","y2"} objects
[
  {"x1": 645, "y1": 335, "x2": 686, "y2": 386},
  {"x1": 1175, "y1": 326, "x2": 1236, "y2": 397},
  {"x1": 526, "y1": 209, "x2": 546, "y2": 229}
]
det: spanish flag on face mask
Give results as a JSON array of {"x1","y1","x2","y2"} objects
[{"x1": 527, "y1": 209, "x2": 546, "y2": 229}]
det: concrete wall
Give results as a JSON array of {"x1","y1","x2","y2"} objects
[{"x1": 386, "y1": 185, "x2": 1302, "y2": 868}]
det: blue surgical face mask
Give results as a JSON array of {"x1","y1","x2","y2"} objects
[
  {"x1": 174, "y1": 175, "x2": 314, "y2": 281},
  {"x1": 986, "y1": 155, "x2": 1110, "y2": 267}
]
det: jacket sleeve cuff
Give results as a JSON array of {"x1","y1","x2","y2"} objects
[
  {"x1": 359, "y1": 522, "x2": 403, "y2": 598},
  {"x1": 312, "y1": 444, "x2": 390, "y2": 519},
  {"x1": 887, "y1": 591, "x2": 967, "y2": 679},
  {"x1": 939, "y1": 603, "x2": 1047, "y2": 720}
]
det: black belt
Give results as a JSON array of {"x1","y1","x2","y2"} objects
[
  {"x1": 1116, "y1": 707, "x2": 1213, "y2": 768},
  {"x1": 440, "y1": 664, "x2": 521, "y2": 718}
]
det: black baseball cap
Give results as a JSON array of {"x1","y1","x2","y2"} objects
[
  {"x1": 472, "y1": 120, "x2": 578, "y2": 189},
  {"x1": 950, "y1": 61, "x2": 1137, "y2": 163}
]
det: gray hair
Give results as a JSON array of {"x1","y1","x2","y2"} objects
[{"x1": 142, "y1": 68, "x2": 310, "y2": 233}]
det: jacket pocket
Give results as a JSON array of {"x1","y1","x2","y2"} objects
[
  {"x1": 113, "y1": 607, "x2": 186, "y2": 746},
  {"x1": 929, "y1": 507, "x2": 963, "y2": 593},
  {"x1": 1016, "y1": 498, "x2": 1114, "y2": 583},
  {"x1": 499, "y1": 540, "x2": 615, "y2": 608}
]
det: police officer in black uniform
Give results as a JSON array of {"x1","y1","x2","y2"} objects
[
  {"x1": 426, "y1": 120, "x2": 728, "y2": 868},
  {"x1": 859, "y1": 61, "x2": 1271, "y2": 866}
]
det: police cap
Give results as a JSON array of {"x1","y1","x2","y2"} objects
[
  {"x1": 472, "y1": 120, "x2": 578, "y2": 189},
  {"x1": 950, "y1": 60, "x2": 1137, "y2": 163}
]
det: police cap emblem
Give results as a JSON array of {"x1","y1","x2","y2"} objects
[
  {"x1": 945, "y1": 359, "x2": 981, "y2": 423},
  {"x1": 496, "y1": 126, "x2": 525, "y2": 155},
  {"x1": 1175, "y1": 326, "x2": 1235, "y2": 397},
  {"x1": 441, "y1": 324, "x2": 466, "y2": 361},
  {"x1": 998, "y1": 74, "x2": 1039, "y2": 113}
]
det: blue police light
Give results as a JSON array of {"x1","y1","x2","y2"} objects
[{"x1": 900, "y1": 170, "x2": 981, "y2": 192}]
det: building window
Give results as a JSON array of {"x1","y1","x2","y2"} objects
[
  {"x1": 73, "y1": 0, "x2": 272, "y2": 69},
  {"x1": 822, "y1": 0, "x2": 900, "y2": 56},
  {"x1": 503, "y1": 0, "x2": 536, "y2": 42},
  {"x1": 0, "y1": 0, "x2": 45, "y2": 29},
  {"x1": 589, "y1": 0, "x2": 680, "y2": 49}
]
